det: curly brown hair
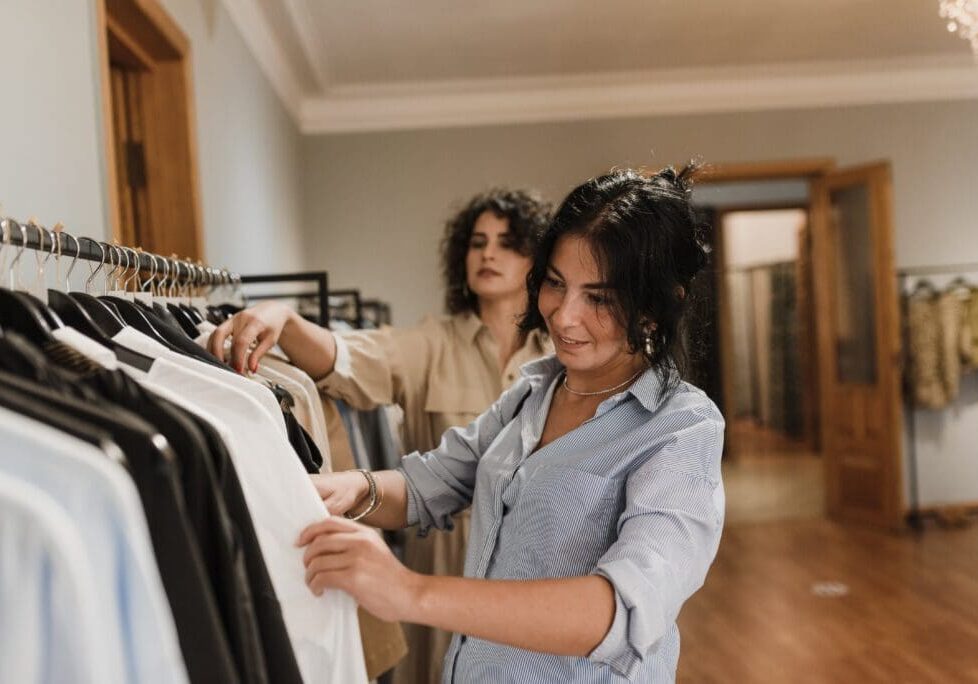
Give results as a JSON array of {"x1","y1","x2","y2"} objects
[{"x1": 441, "y1": 188, "x2": 552, "y2": 315}]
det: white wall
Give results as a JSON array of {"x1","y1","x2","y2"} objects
[
  {"x1": 0, "y1": 0, "x2": 304, "y2": 275},
  {"x1": 299, "y1": 99, "x2": 978, "y2": 508},
  {"x1": 0, "y1": 1, "x2": 108, "y2": 239},
  {"x1": 724, "y1": 210, "x2": 805, "y2": 269}
]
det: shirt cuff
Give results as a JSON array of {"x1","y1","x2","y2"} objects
[
  {"x1": 589, "y1": 558, "x2": 666, "y2": 679},
  {"x1": 315, "y1": 334, "x2": 353, "y2": 390},
  {"x1": 397, "y1": 454, "x2": 458, "y2": 537}
]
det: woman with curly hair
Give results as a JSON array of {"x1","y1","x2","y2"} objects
[{"x1": 209, "y1": 188, "x2": 554, "y2": 682}]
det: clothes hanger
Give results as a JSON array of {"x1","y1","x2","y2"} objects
[
  {"x1": 101, "y1": 250, "x2": 174, "y2": 344},
  {"x1": 0, "y1": 219, "x2": 57, "y2": 346},
  {"x1": 67, "y1": 236, "x2": 126, "y2": 335},
  {"x1": 164, "y1": 261, "x2": 201, "y2": 337},
  {"x1": 49, "y1": 237, "x2": 122, "y2": 347}
]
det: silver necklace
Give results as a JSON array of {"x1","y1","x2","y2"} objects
[{"x1": 562, "y1": 368, "x2": 646, "y2": 397}]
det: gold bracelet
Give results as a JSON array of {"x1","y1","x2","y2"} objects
[{"x1": 344, "y1": 469, "x2": 378, "y2": 521}]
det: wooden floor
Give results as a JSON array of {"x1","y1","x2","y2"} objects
[
  {"x1": 723, "y1": 454, "x2": 824, "y2": 524},
  {"x1": 677, "y1": 519, "x2": 978, "y2": 683}
]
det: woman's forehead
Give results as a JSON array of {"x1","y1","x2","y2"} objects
[{"x1": 550, "y1": 235, "x2": 602, "y2": 281}]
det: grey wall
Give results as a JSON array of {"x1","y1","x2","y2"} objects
[
  {"x1": 300, "y1": 99, "x2": 978, "y2": 507},
  {"x1": 0, "y1": 0, "x2": 305, "y2": 274},
  {"x1": 0, "y1": 1, "x2": 108, "y2": 239}
]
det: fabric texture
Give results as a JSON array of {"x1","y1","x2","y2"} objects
[
  {"x1": 0, "y1": 406, "x2": 187, "y2": 684},
  {"x1": 398, "y1": 356, "x2": 725, "y2": 683},
  {"x1": 0, "y1": 471, "x2": 120, "y2": 684}
]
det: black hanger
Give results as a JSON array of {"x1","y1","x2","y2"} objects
[
  {"x1": 49, "y1": 289, "x2": 117, "y2": 345},
  {"x1": 0, "y1": 289, "x2": 56, "y2": 347},
  {"x1": 69, "y1": 291, "x2": 125, "y2": 336},
  {"x1": 103, "y1": 295, "x2": 173, "y2": 345}
]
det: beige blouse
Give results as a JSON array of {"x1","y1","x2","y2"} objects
[{"x1": 316, "y1": 312, "x2": 552, "y2": 455}]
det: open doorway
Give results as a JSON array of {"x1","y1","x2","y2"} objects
[
  {"x1": 714, "y1": 206, "x2": 824, "y2": 523},
  {"x1": 688, "y1": 160, "x2": 904, "y2": 529}
]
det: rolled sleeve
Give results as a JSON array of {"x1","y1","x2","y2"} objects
[
  {"x1": 316, "y1": 331, "x2": 396, "y2": 411},
  {"x1": 588, "y1": 417, "x2": 724, "y2": 679}
]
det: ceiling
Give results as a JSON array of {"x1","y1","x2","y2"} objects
[{"x1": 223, "y1": 0, "x2": 978, "y2": 133}]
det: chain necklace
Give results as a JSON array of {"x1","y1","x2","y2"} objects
[{"x1": 562, "y1": 368, "x2": 646, "y2": 397}]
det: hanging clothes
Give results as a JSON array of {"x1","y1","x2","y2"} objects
[
  {"x1": 0, "y1": 406, "x2": 187, "y2": 684},
  {"x1": 937, "y1": 289, "x2": 966, "y2": 400},
  {"x1": 907, "y1": 290, "x2": 949, "y2": 408},
  {"x1": 960, "y1": 288, "x2": 978, "y2": 370},
  {"x1": 0, "y1": 470, "x2": 123, "y2": 684}
]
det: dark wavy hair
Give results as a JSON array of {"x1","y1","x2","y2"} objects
[
  {"x1": 441, "y1": 189, "x2": 552, "y2": 315},
  {"x1": 520, "y1": 165, "x2": 710, "y2": 381}
]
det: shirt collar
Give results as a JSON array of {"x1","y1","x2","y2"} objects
[
  {"x1": 520, "y1": 354, "x2": 673, "y2": 414},
  {"x1": 455, "y1": 312, "x2": 485, "y2": 345}
]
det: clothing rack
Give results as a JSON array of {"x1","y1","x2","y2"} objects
[
  {"x1": 329, "y1": 289, "x2": 364, "y2": 329},
  {"x1": 896, "y1": 261, "x2": 978, "y2": 531},
  {"x1": 0, "y1": 216, "x2": 236, "y2": 283},
  {"x1": 240, "y1": 271, "x2": 330, "y2": 327}
]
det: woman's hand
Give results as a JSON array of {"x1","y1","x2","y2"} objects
[
  {"x1": 310, "y1": 471, "x2": 371, "y2": 517},
  {"x1": 297, "y1": 517, "x2": 422, "y2": 622},
  {"x1": 208, "y1": 301, "x2": 294, "y2": 373}
]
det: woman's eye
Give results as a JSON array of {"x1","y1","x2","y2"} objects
[
  {"x1": 587, "y1": 293, "x2": 611, "y2": 306},
  {"x1": 469, "y1": 237, "x2": 487, "y2": 249},
  {"x1": 543, "y1": 276, "x2": 563, "y2": 289}
]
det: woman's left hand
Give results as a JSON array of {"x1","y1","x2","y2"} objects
[{"x1": 297, "y1": 516, "x2": 421, "y2": 622}]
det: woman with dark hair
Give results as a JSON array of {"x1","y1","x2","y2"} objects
[
  {"x1": 208, "y1": 188, "x2": 553, "y2": 682},
  {"x1": 293, "y1": 166, "x2": 725, "y2": 683}
]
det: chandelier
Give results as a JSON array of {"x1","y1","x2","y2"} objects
[{"x1": 939, "y1": 0, "x2": 978, "y2": 57}]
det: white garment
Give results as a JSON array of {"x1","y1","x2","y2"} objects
[
  {"x1": 112, "y1": 326, "x2": 286, "y2": 435},
  {"x1": 52, "y1": 326, "x2": 119, "y2": 369},
  {"x1": 0, "y1": 471, "x2": 120, "y2": 684},
  {"x1": 118, "y1": 338, "x2": 368, "y2": 683},
  {"x1": 0, "y1": 407, "x2": 187, "y2": 684},
  {"x1": 193, "y1": 325, "x2": 332, "y2": 468}
]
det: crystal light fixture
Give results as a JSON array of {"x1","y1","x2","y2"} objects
[{"x1": 939, "y1": 0, "x2": 978, "y2": 57}]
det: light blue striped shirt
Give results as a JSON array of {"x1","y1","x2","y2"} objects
[{"x1": 399, "y1": 355, "x2": 725, "y2": 682}]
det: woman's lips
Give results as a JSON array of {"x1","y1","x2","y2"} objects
[{"x1": 477, "y1": 268, "x2": 501, "y2": 277}]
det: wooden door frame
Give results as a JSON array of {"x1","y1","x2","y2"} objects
[
  {"x1": 96, "y1": 0, "x2": 204, "y2": 259},
  {"x1": 810, "y1": 162, "x2": 904, "y2": 528}
]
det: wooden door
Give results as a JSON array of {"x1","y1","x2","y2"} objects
[{"x1": 809, "y1": 163, "x2": 903, "y2": 527}]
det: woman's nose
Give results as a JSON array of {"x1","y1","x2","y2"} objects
[{"x1": 551, "y1": 294, "x2": 580, "y2": 328}]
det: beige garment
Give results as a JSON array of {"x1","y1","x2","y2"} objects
[
  {"x1": 317, "y1": 313, "x2": 551, "y2": 684},
  {"x1": 961, "y1": 289, "x2": 978, "y2": 370},
  {"x1": 908, "y1": 293, "x2": 946, "y2": 408},
  {"x1": 937, "y1": 291, "x2": 965, "y2": 400},
  {"x1": 262, "y1": 354, "x2": 333, "y2": 470}
]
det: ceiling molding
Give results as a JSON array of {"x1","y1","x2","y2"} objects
[
  {"x1": 299, "y1": 55, "x2": 978, "y2": 135},
  {"x1": 220, "y1": 0, "x2": 304, "y2": 120},
  {"x1": 282, "y1": 0, "x2": 329, "y2": 91}
]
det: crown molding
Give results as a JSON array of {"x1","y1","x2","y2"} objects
[
  {"x1": 299, "y1": 55, "x2": 978, "y2": 135},
  {"x1": 220, "y1": 0, "x2": 304, "y2": 121}
]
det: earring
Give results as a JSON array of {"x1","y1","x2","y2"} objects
[
  {"x1": 462, "y1": 282, "x2": 471, "y2": 300},
  {"x1": 644, "y1": 331, "x2": 655, "y2": 357}
]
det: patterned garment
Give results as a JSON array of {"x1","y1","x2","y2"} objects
[{"x1": 399, "y1": 355, "x2": 725, "y2": 683}]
